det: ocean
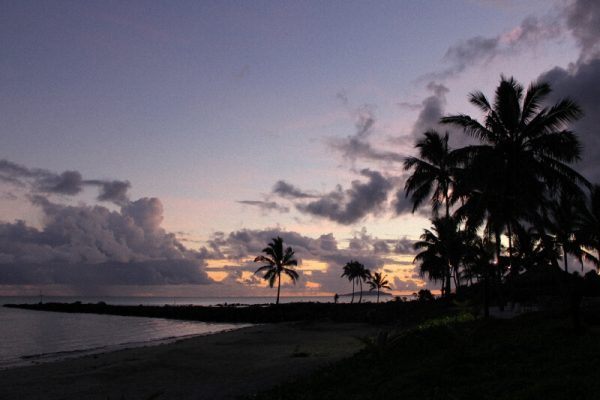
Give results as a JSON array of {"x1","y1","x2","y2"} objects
[{"x1": 0, "y1": 295, "x2": 341, "y2": 369}]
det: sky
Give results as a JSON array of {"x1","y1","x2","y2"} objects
[{"x1": 1, "y1": 0, "x2": 599, "y2": 298}]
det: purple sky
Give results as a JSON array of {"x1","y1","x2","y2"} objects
[{"x1": 1, "y1": 0, "x2": 599, "y2": 297}]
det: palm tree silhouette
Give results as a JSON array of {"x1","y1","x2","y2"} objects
[
  {"x1": 414, "y1": 216, "x2": 465, "y2": 296},
  {"x1": 341, "y1": 260, "x2": 370, "y2": 303},
  {"x1": 367, "y1": 272, "x2": 391, "y2": 303},
  {"x1": 404, "y1": 130, "x2": 458, "y2": 218},
  {"x1": 545, "y1": 190, "x2": 585, "y2": 273},
  {"x1": 254, "y1": 237, "x2": 299, "y2": 305},
  {"x1": 442, "y1": 76, "x2": 589, "y2": 269},
  {"x1": 579, "y1": 185, "x2": 600, "y2": 271}
]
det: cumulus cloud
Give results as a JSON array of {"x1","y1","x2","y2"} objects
[
  {"x1": 297, "y1": 169, "x2": 392, "y2": 225},
  {"x1": 0, "y1": 195, "x2": 210, "y2": 286},
  {"x1": 0, "y1": 161, "x2": 212, "y2": 288}
]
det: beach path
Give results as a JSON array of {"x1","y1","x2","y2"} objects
[{"x1": 0, "y1": 321, "x2": 377, "y2": 400}]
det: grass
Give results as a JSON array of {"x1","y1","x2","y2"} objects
[{"x1": 245, "y1": 313, "x2": 600, "y2": 400}]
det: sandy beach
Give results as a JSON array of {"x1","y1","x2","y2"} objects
[{"x1": 0, "y1": 321, "x2": 378, "y2": 400}]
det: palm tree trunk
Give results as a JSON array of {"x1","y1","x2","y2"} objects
[
  {"x1": 445, "y1": 265, "x2": 452, "y2": 297},
  {"x1": 358, "y1": 279, "x2": 363, "y2": 303},
  {"x1": 351, "y1": 279, "x2": 355, "y2": 304},
  {"x1": 507, "y1": 222, "x2": 513, "y2": 274},
  {"x1": 377, "y1": 288, "x2": 380, "y2": 303},
  {"x1": 563, "y1": 246, "x2": 569, "y2": 273},
  {"x1": 276, "y1": 273, "x2": 281, "y2": 305}
]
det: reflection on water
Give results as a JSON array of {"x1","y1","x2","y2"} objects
[{"x1": 0, "y1": 301, "x2": 250, "y2": 369}]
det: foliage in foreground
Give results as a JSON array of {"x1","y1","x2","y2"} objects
[{"x1": 247, "y1": 313, "x2": 600, "y2": 400}]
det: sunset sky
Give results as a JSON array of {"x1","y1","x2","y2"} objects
[{"x1": 1, "y1": 0, "x2": 599, "y2": 297}]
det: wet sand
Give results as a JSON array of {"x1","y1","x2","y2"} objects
[{"x1": 0, "y1": 321, "x2": 378, "y2": 400}]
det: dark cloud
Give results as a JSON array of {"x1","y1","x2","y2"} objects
[
  {"x1": 0, "y1": 260, "x2": 210, "y2": 286},
  {"x1": 410, "y1": 82, "x2": 449, "y2": 137},
  {"x1": 534, "y1": 0, "x2": 600, "y2": 183},
  {"x1": 539, "y1": 59, "x2": 600, "y2": 183},
  {"x1": 0, "y1": 195, "x2": 210, "y2": 287},
  {"x1": 88, "y1": 180, "x2": 131, "y2": 205},
  {"x1": 38, "y1": 170, "x2": 83, "y2": 195},
  {"x1": 236, "y1": 200, "x2": 290, "y2": 213},
  {"x1": 566, "y1": 0, "x2": 600, "y2": 61},
  {"x1": 272, "y1": 180, "x2": 316, "y2": 199},
  {"x1": 297, "y1": 169, "x2": 392, "y2": 225},
  {"x1": 0, "y1": 159, "x2": 130, "y2": 204}
]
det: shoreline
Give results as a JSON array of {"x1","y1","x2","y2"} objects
[
  {"x1": 0, "y1": 321, "x2": 378, "y2": 400},
  {"x1": 1, "y1": 323, "x2": 253, "y2": 371}
]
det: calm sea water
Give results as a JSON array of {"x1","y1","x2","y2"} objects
[{"x1": 0, "y1": 295, "x2": 352, "y2": 370}]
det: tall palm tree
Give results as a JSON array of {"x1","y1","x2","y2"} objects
[
  {"x1": 341, "y1": 260, "x2": 370, "y2": 303},
  {"x1": 404, "y1": 130, "x2": 458, "y2": 218},
  {"x1": 254, "y1": 237, "x2": 299, "y2": 305},
  {"x1": 341, "y1": 260, "x2": 359, "y2": 303},
  {"x1": 578, "y1": 185, "x2": 600, "y2": 271},
  {"x1": 367, "y1": 272, "x2": 392, "y2": 303},
  {"x1": 442, "y1": 76, "x2": 589, "y2": 268}
]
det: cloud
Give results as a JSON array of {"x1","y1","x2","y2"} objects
[
  {"x1": 566, "y1": 0, "x2": 600, "y2": 61},
  {"x1": 0, "y1": 260, "x2": 210, "y2": 286},
  {"x1": 0, "y1": 159, "x2": 130, "y2": 205},
  {"x1": 8, "y1": 196, "x2": 203, "y2": 263},
  {"x1": 272, "y1": 180, "x2": 317, "y2": 199},
  {"x1": 328, "y1": 104, "x2": 404, "y2": 163},
  {"x1": 539, "y1": 59, "x2": 600, "y2": 183},
  {"x1": 534, "y1": 0, "x2": 600, "y2": 183},
  {"x1": 410, "y1": 82, "x2": 449, "y2": 137},
  {"x1": 205, "y1": 228, "x2": 418, "y2": 294},
  {"x1": 87, "y1": 180, "x2": 131, "y2": 205},
  {"x1": 236, "y1": 200, "x2": 290, "y2": 213},
  {"x1": 426, "y1": 14, "x2": 562, "y2": 80},
  {"x1": 0, "y1": 162, "x2": 210, "y2": 287},
  {"x1": 297, "y1": 169, "x2": 392, "y2": 225}
]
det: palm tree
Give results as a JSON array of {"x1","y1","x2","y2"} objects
[
  {"x1": 367, "y1": 272, "x2": 392, "y2": 303},
  {"x1": 413, "y1": 216, "x2": 465, "y2": 296},
  {"x1": 341, "y1": 260, "x2": 370, "y2": 303},
  {"x1": 442, "y1": 76, "x2": 589, "y2": 269},
  {"x1": 254, "y1": 237, "x2": 299, "y2": 304},
  {"x1": 578, "y1": 185, "x2": 600, "y2": 271},
  {"x1": 404, "y1": 130, "x2": 458, "y2": 218},
  {"x1": 341, "y1": 260, "x2": 359, "y2": 303},
  {"x1": 545, "y1": 190, "x2": 586, "y2": 273}
]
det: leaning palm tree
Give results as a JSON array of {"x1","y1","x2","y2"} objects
[
  {"x1": 404, "y1": 130, "x2": 458, "y2": 218},
  {"x1": 367, "y1": 272, "x2": 392, "y2": 303},
  {"x1": 254, "y1": 237, "x2": 299, "y2": 304},
  {"x1": 442, "y1": 76, "x2": 589, "y2": 269}
]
